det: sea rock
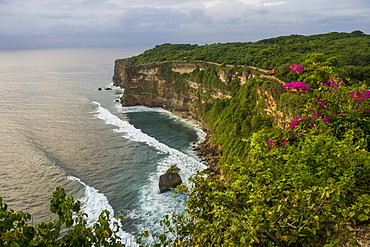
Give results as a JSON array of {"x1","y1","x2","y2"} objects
[
  {"x1": 158, "y1": 172, "x2": 182, "y2": 193},
  {"x1": 98, "y1": 87, "x2": 102, "y2": 90}
]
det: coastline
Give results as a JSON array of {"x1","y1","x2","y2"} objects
[
  {"x1": 144, "y1": 107, "x2": 223, "y2": 176},
  {"x1": 116, "y1": 93, "x2": 223, "y2": 176}
]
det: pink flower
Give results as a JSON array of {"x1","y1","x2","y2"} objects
[
  {"x1": 281, "y1": 139, "x2": 287, "y2": 147},
  {"x1": 321, "y1": 118, "x2": 330, "y2": 123},
  {"x1": 317, "y1": 99, "x2": 326, "y2": 106},
  {"x1": 288, "y1": 120, "x2": 301, "y2": 129},
  {"x1": 350, "y1": 90, "x2": 370, "y2": 102},
  {"x1": 282, "y1": 81, "x2": 310, "y2": 92},
  {"x1": 322, "y1": 77, "x2": 342, "y2": 91},
  {"x1": 311, "y1": 110, "x2": 321, "y2": 120},
  {"x1": 290, "y1": 63, "x2": 304, "y2": 74},
  {"x1": 267, "y1": 141, "x2": 274, "y2": 149}
]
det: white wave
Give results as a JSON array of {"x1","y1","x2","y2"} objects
[
  {"x1": 112, "y1": 86, "x2": 124, "y2": 95},
  {"x1": 116, "y1": 104, "x2": 206, "y2": 144},
  {"x1": 91, "y1": 101, "x2": 207, "y2": 241},
  {"x1": 118, "y1": 105, "x2": 168, "y2": 114},
  {"x1": 68, "y1": 176, "x2": 137, "y2": 246},
  {"x1": 92, "y1": 101, "x2": 206, "y2": 184}
]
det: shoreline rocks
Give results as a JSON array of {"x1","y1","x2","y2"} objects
[{"x1": 194, "y1": 136, "x2": 222, "y2": 175}]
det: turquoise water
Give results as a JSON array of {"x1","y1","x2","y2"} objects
[{"x1": 0, "y1": 48, "x2": 205, "y2": 245}]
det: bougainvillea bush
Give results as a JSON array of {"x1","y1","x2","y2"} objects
[{"x1": 139, "y1": 63, "x2": 370, "y2": 247}]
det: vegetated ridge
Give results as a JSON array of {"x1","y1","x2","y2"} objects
[{"x1": 115, "y1": 30, "x2": 370, "y2": 246}]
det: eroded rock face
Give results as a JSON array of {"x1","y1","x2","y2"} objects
[
  {"x1": 112, "y1": 61, "x2": 241, "y2": 123},
  {"x1": 112, "y1": 60, "x2": 283, "y2": 178},
  {"x1": 158, "y1": 173, "x2": 182, "y2": 193}
]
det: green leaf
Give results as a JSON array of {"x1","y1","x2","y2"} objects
[
  {"x1": 348, "y1": 238, "x2": 361, "y2": 247},
  {"x1": 256, "y1": 225, "x2": 267, "y2": 233},
  {"x1": 10, "y1": 242, "x2": 20, "y2": 247},
  {"x1": 29, "y1": 240, "x2": 39, "y2": 246},
  {"x1": 240, "y1": 236, "x2": 246, "y2": 243},
  {"x1": 332, "y1": 238, "x2": 340, "y2": 244},
  {"x1": 358, "y1": 213, "x2": 369, "y2": 221}
]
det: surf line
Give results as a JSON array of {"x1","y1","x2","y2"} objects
[
  {"x1": 67, "y1": 176, "x2": 137, "y2": 246},
  {"x1": 91, "y1": 101, "x2": 206, "y2": 184},
  {"x1": 90, "y1": 101, "x2": 208, "y2": 239}
]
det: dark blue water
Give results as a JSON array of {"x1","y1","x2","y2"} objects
[{"x1": 0, "y1": 48, "x2": 205, "y2": 245}]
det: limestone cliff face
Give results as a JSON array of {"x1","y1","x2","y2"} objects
[
  {"x1": 113, "y1": 61, "x2": 253, "y2": 123},
  {"x1": 113, "y1": 60, "x2": 286, "y2": 174},
  {"x1": 257, "y1": 88, "x2": 287, "y2": 127}
]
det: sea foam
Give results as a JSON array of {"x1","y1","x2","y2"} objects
[
  {"x1": 68, "y1": 176, "x2": 137, "y2": 246},
  {"x1": 91, "y1": 101, "x2": 206, "y2": 241},
  {"x1": 92, "y1": 101, "x2": 206, "y2": 185}
]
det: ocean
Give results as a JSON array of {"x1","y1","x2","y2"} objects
[{"x1": 0, "y1": 47, "x2": 206, "y2": 245}]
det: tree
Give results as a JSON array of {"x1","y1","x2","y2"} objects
[{"x1": 0, "y1": 187, "x2": 125, "y2": 247}]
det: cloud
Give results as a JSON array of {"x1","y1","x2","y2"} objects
[
  {"x1": 0, "y1": 0, "x2": 369, "y2": 49},
  {"x1": 119, "y1": 6, "x2": 191, "y2": 31},
  {"x1": 235, "y1": 0, "x2": 261, "y2": 5},
  {"x1": 261, "y1": 1, "x2": 289, "y2": 7},
  {"x1": 203, "y1": 1, "x2": 220, "y2": 8}
]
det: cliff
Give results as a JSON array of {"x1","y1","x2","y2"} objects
[
  {"x1": 113, "y1": 60, "x2": 284, "y2": 174},
  {"x1": 113, "y1": 61, "x2": 262, "y2": 124}
]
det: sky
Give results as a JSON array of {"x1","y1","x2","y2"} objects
[{"x1": 0, "y1": 0, "x2": 369, "y2": 50}]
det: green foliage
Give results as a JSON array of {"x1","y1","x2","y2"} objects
[
  {"x1": 137, "y1": 57, "x2": 370, "y2": 246},
  {"x1": 190, "y1": 67, "x2": 225, "y2": 90},
  {"x1": 166, "y1": 165, "x2": 181, "y2": 174},
  {"x1": 200, "y1": 77, "x2": 273, "y2": 166},
  {"x1": 0, "y1": 187, "x2": 125, "y2": 247},
  {"x1": 122, "y1": 94, "x2": 133, "y2": 100}
]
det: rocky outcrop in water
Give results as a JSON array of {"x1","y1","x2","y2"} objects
[{"x1": 158, "y1": 170, "x2": 183, "y2": 193}]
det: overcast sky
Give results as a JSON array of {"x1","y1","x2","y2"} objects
[{"x1": 1, "y1": 0, "x2": 369, "y2": 50}]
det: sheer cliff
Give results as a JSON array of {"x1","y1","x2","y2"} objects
[
  {"x1": 113, "y1": 61, "x2": 256, "y2": 124},
  {"x1": 112, "y1": 60, "x2": 285, "y2": 174}
]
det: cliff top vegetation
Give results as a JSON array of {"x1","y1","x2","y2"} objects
[{"x1": 119, "y1": 30, "x2": 370, "y2": 86}]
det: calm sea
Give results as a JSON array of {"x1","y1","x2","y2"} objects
[{"x1": 0, "y1": 48, "x2": 206, "y2": 245}]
